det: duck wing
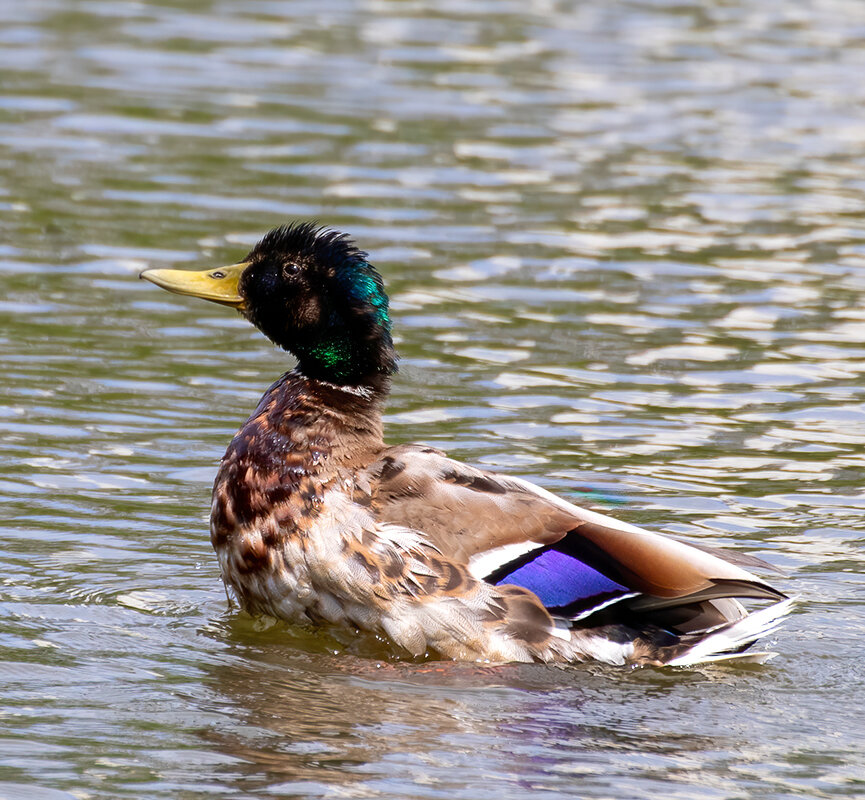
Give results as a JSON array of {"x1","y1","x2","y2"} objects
[
  {"x1": 355, "y1": 443, "x2": 578, "y2": 561},
  {"x1": 355, "y1": 443, "x2": 785, "y2": 629}
]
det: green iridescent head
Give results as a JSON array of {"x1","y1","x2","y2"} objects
[
  {"x1": 236, "y1": 223, "x2": 396, "y2": 384},
  {"x1": 143, "y1": 222, "x2": 396, "y2": 385}
]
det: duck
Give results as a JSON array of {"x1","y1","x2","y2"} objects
[{"x1": 141, "y1": 222, "x2": 791, "y2": 667}]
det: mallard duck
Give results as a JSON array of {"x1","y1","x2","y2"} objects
[{"x1": 141, "y1": 222, "x2": 791, "y2": 667}]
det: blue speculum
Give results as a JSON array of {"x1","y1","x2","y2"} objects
[{"x1": 496, "y1": 549, "x2": 628, "y2": 610}]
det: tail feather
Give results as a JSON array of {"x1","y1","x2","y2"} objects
[{"x1": 665, "y1": 598, "x2": 795, "y2": 667}]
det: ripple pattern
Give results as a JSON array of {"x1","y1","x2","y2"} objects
[{"x1": 1, "y1": 1, "x2": 864, "y2": 798}]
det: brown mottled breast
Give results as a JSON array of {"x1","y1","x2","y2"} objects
[{"x1": 211, "y1": 370, "x2": 387, "y2": 555}]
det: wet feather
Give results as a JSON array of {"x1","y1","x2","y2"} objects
[{"x1": 142, "y1": 222, "x2": 792, "y2": 667}]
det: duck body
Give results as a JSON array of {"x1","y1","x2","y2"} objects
[{"x1": 143, "y1": 222, "x2": 791, "y2": 667}]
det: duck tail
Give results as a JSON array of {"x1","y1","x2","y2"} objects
[{"x1": 660, "y1": 597, "x2": 795, "y2": 667}]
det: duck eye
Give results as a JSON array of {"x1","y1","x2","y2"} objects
[
  {"x1": 285, "y1": 263, "x2": 300, "y2": 276},
  {"x1": 210, "y1": 271, "x2": 225, "y2": 279}
]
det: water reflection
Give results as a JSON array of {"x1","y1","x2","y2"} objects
[
  {"x1": 202, "y1": 642, "x2": 560, "y2": 795},
  {"x1": 2, "y1": 0, "x2": 865, "y2": 796},
  {"x1": 201, "y1": 639, "x2": 784, "y2": 799}
]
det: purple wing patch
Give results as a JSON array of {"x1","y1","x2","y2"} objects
[{"x1": 492, "y1": 548, "x2": 629, "y2": 611}]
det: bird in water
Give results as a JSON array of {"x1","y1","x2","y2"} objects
[{"x1": 141, "y1": 222, "x2": 791, "y2": 667}]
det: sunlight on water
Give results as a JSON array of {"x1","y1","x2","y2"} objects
[{"x1": 1, "y1": 0, "x2": 864, "y2": 798}]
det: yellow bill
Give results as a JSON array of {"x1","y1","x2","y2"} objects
[{"x1": 140, "y1": 262, "x2": 248, "y2": 308}]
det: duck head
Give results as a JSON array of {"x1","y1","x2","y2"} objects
[{"x1": 141, "y1": 222, "x2": 396, "y2": 386}]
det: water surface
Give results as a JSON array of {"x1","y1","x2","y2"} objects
[{"x1": 2, "y1": 1, "x2": 864, "y2": 798}]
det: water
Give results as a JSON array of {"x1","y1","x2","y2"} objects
[{"x1": 2, "y1": 0, "x2": 864, "y2": 797}]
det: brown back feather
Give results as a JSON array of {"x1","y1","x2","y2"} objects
[{"x1": 358, "y1": 443, "x2": 783, "y2": 605}]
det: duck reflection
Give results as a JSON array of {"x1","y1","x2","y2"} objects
[
  {"x1": 196, "y1": 620, "x2": 730, "y2": 796},
  {"x1": 196, "y1": 620, "x2": 584, "y2": 793}
]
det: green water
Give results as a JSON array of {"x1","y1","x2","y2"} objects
[{"x1": 2, "y1": 1, "x2": 864, "y2": 798}]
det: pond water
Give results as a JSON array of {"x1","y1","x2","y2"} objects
[{"x1": 2, "y1": 1, "x2": 864, "y2": 797}]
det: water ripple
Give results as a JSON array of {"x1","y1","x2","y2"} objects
[{"x1": 1, "y1": 0, "x2": 864, "y2": 798}]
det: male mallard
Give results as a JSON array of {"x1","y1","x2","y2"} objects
[{"x1": 141, "y1": 222, "x2": 791, "y2": 667}]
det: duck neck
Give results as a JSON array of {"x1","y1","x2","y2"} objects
[
  {"x1": 291, "y1": 325, "x2": 397, "y2": 386},
  {"x1": 256, "y1": 368, "x2": 389, "y2": 469}
]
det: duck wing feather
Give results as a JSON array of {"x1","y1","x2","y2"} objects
[{"x1": 355, "y1": 443, "x2": 785, "y2": 615}]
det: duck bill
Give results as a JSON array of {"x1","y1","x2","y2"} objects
[{"x1": 140, "y1": 262, "x2": 248, "y2": 309}]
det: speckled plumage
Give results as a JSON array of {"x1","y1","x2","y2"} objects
[{"x1": 142, "y1": 223, "x2": 791, "y2": 667}]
